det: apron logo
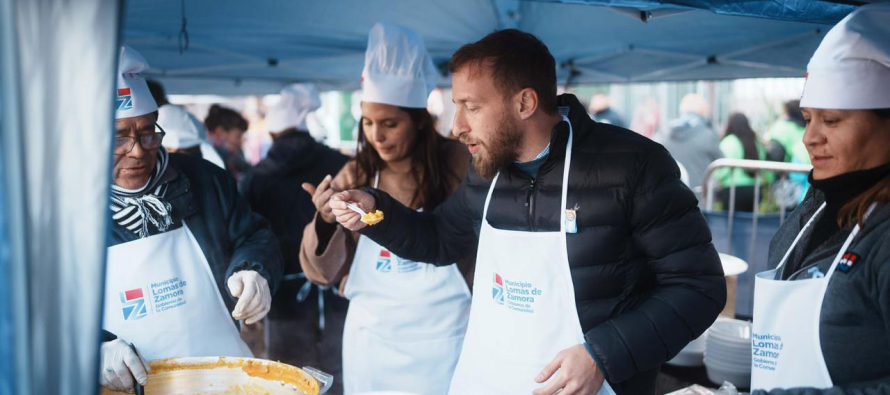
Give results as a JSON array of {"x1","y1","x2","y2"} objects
[
  {"x1": 377, "y1": 250, "x2": 393, "y2": 272},
  {"x1": 150, "y1": 277, "x2": 188, "y2": 313},
  {"x1": 376, "y1": 249, "x2": 422, "y2": 273},
  {"x1": 491, "y1": 272, "x2": 543, "y2": 314},
  {"x1": 492, "y1": 273, "x2": 505, "y2": 305},
  {"x1": 752, "y1": 333, "x2": 783, "y2": 371},
  {"x1": 396, "y1": 257, "x2": 421, "y2": 273},
  {"x1": 837, "y1": 252, "x2": 860, "y2": 273},
  {"x1": 120, "y1": 288, "x2": 149, "y2": 320},
  {"x1": 116, "y1": 88, "x2": 133, "y2": 111}
]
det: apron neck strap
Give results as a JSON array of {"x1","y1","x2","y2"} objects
[
  {"x1": 822, "y1": 202, "x2": 878, "y2": 280},
  {"x1": 776, "y1": 201, "x2": 878, "y2": 280},
  {"x1": 481, "y1": 115, "x2": 574, "y2": 229},
  {"x1": 557, "y1": 116, "x2": 573, "y2": 232},
  {"x1": 481, "y1": 173, "x2": 500, "y2": 223},
  {"x1": 374, "y1": 171, "x2": 380, "y2": 189},
  {"x1": 775, "y1": 202, "x2": 827, "y2": 271}
]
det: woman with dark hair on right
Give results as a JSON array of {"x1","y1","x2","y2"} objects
[
  {"x1": 204, "y1": 104, "x2": 251, "y2": 180},
  {"x1": 751, "y1": 3, "x2": 890, "y2": 393},
  {"x1": 715, "y1": 112, "x2": 768, "y2": 211}
]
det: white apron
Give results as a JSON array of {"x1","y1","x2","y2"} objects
[
  {"x1": 751, "y1": 202, "x2": 873, "y2": 390},
  {"x1": 448, "y1": 117, "x2": 614, "y2": 395},
  {"x1": 342, "y1": 174, "x2": 471, "y2": 395},
  {"x1": 103, "y1": 223, "x2": 252, "y2": 362}
]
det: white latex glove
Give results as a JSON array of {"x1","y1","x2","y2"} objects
[
  {"x1": 227, "y1": 270, "x2": 271, "y2": 325},
  {"x1": 100, "y1": 338, "x2": 149, "y2": 393}
]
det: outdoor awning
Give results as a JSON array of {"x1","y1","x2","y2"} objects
[{"x1": 124, "y1": 0, "x2": 860, "y2": 94}]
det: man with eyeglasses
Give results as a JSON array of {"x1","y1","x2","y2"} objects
[{"x1": 98, "y1": 46, "x2": 282, "y2": 393}]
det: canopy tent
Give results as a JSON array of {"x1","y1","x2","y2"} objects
[
  {"x1": 124, "y1": 0, "x2": 864, "y2": 95},
  {"x1": 0, "y1": 1, "x2": 878, "y2": 394}
]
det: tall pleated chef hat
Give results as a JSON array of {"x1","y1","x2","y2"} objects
[
  {"x1": 266, "y1": 83, "x2": 321, "y2": 133},
  {"x1": 801, "y1": 3, "x2": 890, "y2": 110},
  {"x1": 361, "y1": 22, "x2": 439, "y2": 109},
  {"x1": 116, "y1": 46, "x2": 158, "y2": 119}
]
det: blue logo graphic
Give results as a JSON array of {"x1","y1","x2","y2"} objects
[
  {"x1": 120, "y1": 288, "x2": 148, "y2": 320},
  {"x1": 492, "y1": 273, "x2": 504, "y2": 305}
]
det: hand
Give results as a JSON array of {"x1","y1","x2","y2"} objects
[
  {"x1": 329, "y1": 189, "x2": 376, "y2": 231},
  {"x1": 533, "y1": 344, "x2": 605, "y2": 395},
  {"x1": 227, "y1": 270, "x2": 271, "y2": 325},
  {"x1": 302, "y1": 174, "x2": 338, "y2": 224},
  {"x1": 100, "y1": 338, "x2": 149, "y2": 393}
]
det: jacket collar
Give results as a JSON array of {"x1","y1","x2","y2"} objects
[
  {"x1": 521, "y1": 94, "x2": 587, "y2": 177},
  {"x1": 159, "y1": 160, "x2": 198, "y2": 219}
]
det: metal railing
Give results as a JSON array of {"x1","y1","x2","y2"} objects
[
  {"x1": 702, "y1": 158, "x2": 811, "y2": 256},
  {"x1": 701, "y1": 159, "x2": 812, "y2": 317}
]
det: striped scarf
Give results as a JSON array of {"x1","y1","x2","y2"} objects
[{"x1": 110, "y1": 149, "x2": 173, "y2": 238}]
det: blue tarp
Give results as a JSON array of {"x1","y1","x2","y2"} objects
[
  {"x1": 123, "y1": 0, "x2": 855, "y2": 94},
  {"x1": 534, "y1": 1, "x2": 856, "y2": 24}
]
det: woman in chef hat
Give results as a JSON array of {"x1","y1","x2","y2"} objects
[
  {"x1": 750, "y1": 3, "x2": 890, "y2": 393},
  {"x1": 299, "y1": 23, "x2": 472, "y2": 395}
]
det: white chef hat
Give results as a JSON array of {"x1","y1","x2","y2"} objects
[
  {"x1": 266, "y1": 83, "x2": 321, "y2": 133},
  {"x1": 116, "y1": 46, "x2": 158, "y2": 119},
  {"x1": 361, "y1": 22, "x2": 439, "y2": 109},
  {"x1": 157, "y1": 104, "x2": 204, "y2": 149},
  {"x1": 800, "y1": 3, "x2": 890, "y2": 110}
]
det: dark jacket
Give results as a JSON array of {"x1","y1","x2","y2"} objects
[
  {"x1": 241, "y1": 131, "x2": 348, "y2": 274},
  {"x1": 107, "y1": 154, "x2": 283, "y2": 322},
  {"x1": 753, "y1": 190, "x2": 890, "y2": 395},
  {"x1": 362, "y1": 94, "x2": 726, "y2": 394},
  {"x1": 658, "y1": 113, "x2": 723, "y2": 189}
]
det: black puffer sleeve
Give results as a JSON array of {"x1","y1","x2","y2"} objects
[
  {"x1": 361, "y1": 172, "x2": 484, "y2": 266},
  {"x1": 584, "y1": 144, "x2": 726, "y2": 383}
]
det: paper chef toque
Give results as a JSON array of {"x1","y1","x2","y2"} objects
[
  {"x1": 800, "y1": 3, "x2": 890, "y2": 110},
  {"x1": 116, "y1": 46, "x2": 158, "y2": 119},
  {"x1": 158, "y1": 104, "x2": 204, "y2": 149},
  {"x1": 361, "y1": 22, "x2": 439, "y2": 109},
  {"x1": 266, "y1": 83, "x2": 321, "y2": 133}
]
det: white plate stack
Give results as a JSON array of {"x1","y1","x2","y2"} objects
[
  {"x1": 667, "y1": 331, "x2": 707, "y2": 367},
  {"x1": 704, "y1": 318, "x2": 752, "y2": 388}
]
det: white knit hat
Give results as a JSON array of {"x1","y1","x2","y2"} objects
[
  {"x1": 266, "y1": 83, "x2": 321, "y2": 133},
  {"x1": 800, "y1": 3, "x2": 890, "y2": 110},
  {"x1": 361, "y1": 22, "x2": 439, "y2": 109},
  {"x1": 116, "y1": 46, "x2": 158, "y2": 119}
]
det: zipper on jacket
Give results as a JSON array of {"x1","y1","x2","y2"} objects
[{"x1": 527, "y1": 177, "x2": 537, "y2": 231}]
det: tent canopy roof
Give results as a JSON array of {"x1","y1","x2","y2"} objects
[{"x1": 124, "y1": 0, "x2": 862, "y2": 95}]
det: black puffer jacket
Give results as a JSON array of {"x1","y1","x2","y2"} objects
[
  {"x1": 362, "y1": 94, "x2": 725, "y2": 394},
  {"x1": 240, "y1": 131, "x2": 348, "y2": 275}
]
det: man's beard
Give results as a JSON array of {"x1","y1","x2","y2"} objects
[{"x1": 470, "y1": 114, "x2": 522, "y2": 180}]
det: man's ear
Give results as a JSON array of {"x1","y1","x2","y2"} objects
[{"x1": 515, "y1": 88, "x2": 539, "y2": 120}]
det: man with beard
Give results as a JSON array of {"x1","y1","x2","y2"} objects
[
  {"x1": 99, "y1": 46, "x2": 282, "y2": 393},
  {"x1": 329, "y1": 30, "x2": 724, "y2": 395}
]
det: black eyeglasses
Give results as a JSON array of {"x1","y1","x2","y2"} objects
[{"x1": 115, "y1": 124, "x2": 166, "y2": 155}]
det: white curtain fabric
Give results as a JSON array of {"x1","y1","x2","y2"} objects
[{"x1": 0, "y1": 0, "x2": 119, "y2": 393}]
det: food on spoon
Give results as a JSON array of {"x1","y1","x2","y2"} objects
[{"x1": 360, "y1": 210, "x2": 384, "y2": 226}]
